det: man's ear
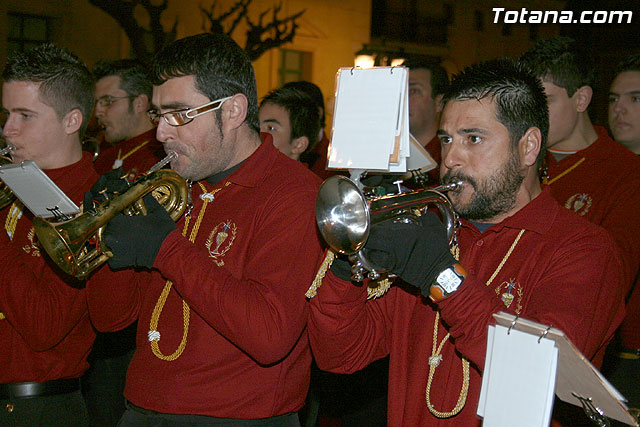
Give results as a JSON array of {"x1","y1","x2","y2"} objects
[
  {"x1": 223, "y1": 94, "x2": 248, "y2": 131},
  {"x1": 132, "y1": 94, "x2": 149, "y2": 114},
  {"x1": 63, "y1": 108, "x2": 83, "y2": 135},
  {"x1": 573, "y1": 85, "x2": 593, "y2": 113},
  {"x1": 519, "y1": 127, "x2": 542, "y2": 168},
  {"x1": 290, "y1": 136, "x2": 310, "y2": 156},
  {"x1": 434, "y1": 93, "x2": 444, "y2": 113}
]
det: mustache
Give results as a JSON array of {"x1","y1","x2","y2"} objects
[{"x1": 442, "y1": 170, "x2": 477, "y2": 190}]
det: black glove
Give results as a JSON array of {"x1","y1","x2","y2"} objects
[
  {"x1": 83, "y1": 167, "x2": 130, "y2": 212},
  {"x1": 363, "y1": 212, "x2": 456, "y2": 297},
  {"x1": 104, "y1": 194, "x2": 176, "y2": 269},
  {"x1": 330, "y1": 253, "x2": 355, "y2": 281}
]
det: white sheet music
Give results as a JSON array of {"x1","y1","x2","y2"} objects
[
  {"x1": 328, "y1": 66, "x2": 410, "y2": 172},
  {"x1": 478, "y1": 324, "x2": 558, "y2": 427}
]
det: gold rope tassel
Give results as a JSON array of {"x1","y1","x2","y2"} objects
[{"x1": 148, "y1": 182, "x2": 228, "y2": 361}]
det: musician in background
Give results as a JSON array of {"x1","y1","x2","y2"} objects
[
  {"x1": 521, "y1": 37, "x2": 640, "y2": 301},
  {"x1": 307, "y1": 58, "x2": 625, "y2": 426},
  {"x1": 84, "y1": 58, "x2": 163, "y2": 427},
  {"x1": 404, "y1": 57, "x2": 449, "y2": 185},
  {"x1": 0, "y1": 43, "x2": 97, "y2": 426},
  {"x1": 86, "y1": 32, "x2": 324, "y2": 424},
  {"x1": 604, "y1": 52, "x2": 640, "y2": 416},
  {"x1": 92, "y1": 59, "x2": 164, "y2": 178},
  {"x1": 259, "y1": 85, "x2": 322, "y2": 162}
]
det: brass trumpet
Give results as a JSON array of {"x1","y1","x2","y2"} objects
[
  {"x1": 34, "y1": 153, "x2": 188, "y2": 278},
  {"x1": 0, "y1": 145, "x2": 16, "y2": 209},
  {"x1": 315, "y1": 175, "x2": 461, "y2": 281}
]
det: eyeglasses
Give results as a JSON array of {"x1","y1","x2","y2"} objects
[
  {"x1": 147, "y1": 96, "x2": 232, "y2": 127},
  {"x1": 95, "y1": 95, "x2": 135, "y2": 108}
]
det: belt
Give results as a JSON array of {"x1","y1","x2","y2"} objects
[{"x1": 0, "y1": 378, "x2": 80, "y2": 399}]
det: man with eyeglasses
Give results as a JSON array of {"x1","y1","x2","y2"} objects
[
  {"x1": 86, "y1": 33, "x2": 324, "y2": 425},
  {"x1": 0, "y1": 43, "x2": 98, "y2": 426},
  {"x1": 92, "y1": 59, "x2": 164, "y2": 179}
]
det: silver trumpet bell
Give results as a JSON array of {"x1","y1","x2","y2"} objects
[{"x1": 315, "y1": 175, "x2": 461, "y2": 281}]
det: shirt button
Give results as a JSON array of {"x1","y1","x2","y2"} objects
[{"x1": 476, "y1": 240, "x2": 484, "y2": 246}]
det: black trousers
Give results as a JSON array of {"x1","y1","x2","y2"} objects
[
  {"x1": 118, "y1": 402, "x2": 299, "y2": 427},
  {"x1": 0, "y1": 390, "x2": 88, "y2": 427}
]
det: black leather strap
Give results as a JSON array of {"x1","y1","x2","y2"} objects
[{"x1": 0, "y1": 378, "x2": 80, "y2": 399}]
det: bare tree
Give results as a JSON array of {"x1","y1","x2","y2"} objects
[
  {"x1": 90, "y1": 0, "x2": 177, "y2": 64},
  {"x1": 89, "y1": 0, "x2": 304, "y2": 63},
  {"x1": 201, "y1": 1, "x2": 305, "y2": 61}
]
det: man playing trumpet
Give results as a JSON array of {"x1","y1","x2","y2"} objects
[
  {"x1": 0, "y1": 44, "x2": 97, "y2": 425},
  {"x1": 86, "y1": 33, "x2": 324, "y2": 424},
  {"x1": 307, "y1": 59, "x2": 625, "y2": 426}
]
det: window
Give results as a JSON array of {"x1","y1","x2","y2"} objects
[
  {"x1": 278, "y1": 49, "x2": 312, "y2": 86},
  {"x1": 7, "y1": 13, "x2": 51, "y2": 55}
]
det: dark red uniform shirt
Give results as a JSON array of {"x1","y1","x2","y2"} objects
[
  {"x1": 94, "y1": 128, "x2": 165, "y2": 180},
  {"x1": 0, "y1": 152, "x2": 98, "y2": 382},
  {"x1": 88, "y1": 138, "x2": 324, "y2": 418}
]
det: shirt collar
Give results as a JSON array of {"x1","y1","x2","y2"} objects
[
  {"x1": 204, "y1": 132, "x2": 277, "y2": 188},
  {"x1": 460, "y1": 186, "x2": 557, "y2": 236}
]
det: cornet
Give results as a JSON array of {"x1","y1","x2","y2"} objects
[
  {"x1": 34, "y1": 152, "x2": 188, "y2": 278},
  {"x1": 0, "y1": 145, "x2": 16, "y2": 209},
  {"x1": 315, "y1": 175, "x2": 461, "y2": 281}
]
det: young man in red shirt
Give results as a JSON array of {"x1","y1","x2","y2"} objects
[
  {"x1": 0, "y1": 44, "x2": 97, "y2": 426},
  {"x1": 307, "y1": 58, "x2": 625, "y2": 426},
  {"x1": 521, "y1": 36, "x2": 640, "y2": 300}
]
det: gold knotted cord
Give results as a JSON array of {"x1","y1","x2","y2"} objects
[
  {"x1": 425, "y1": 229, "x2": 525, "y2": 418},
  {"x1": 148, "y1": 181, "x2": 231, "y2": 361},
  {"x1": 305, "y1": 250, "x2": 392, "y2": 300}
]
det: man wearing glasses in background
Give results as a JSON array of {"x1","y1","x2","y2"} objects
[
  {"x1": 84, "y1": 59, "x2": 165, "y2": 427},
  {"x1": 92, "y1": 59, "x2": 164, "y2": 179},
  {"x1": 86, "y1": 32, "x2": 324, "y2": 425}
]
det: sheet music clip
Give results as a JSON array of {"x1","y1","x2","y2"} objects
[
  {"x1": 507, "y1": 315, "x2": 519, "y2": 335},
  {"x1": 572, "y1": 392, "x2": 611, "y2": 427},
  {"x1": 46, "y1": 206, "x2": 73, "y2": 222},
  {"x1": 538, "y1": 325, "x2": 552, "y2": 343}
]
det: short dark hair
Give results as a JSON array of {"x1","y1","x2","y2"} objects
[
  {"x1": 93, "y1": 59, "x2": 152, "y2": 100},
  {"x1": 520, "y1": 36, "x2": 594, "y2": 97},
  {"x1": 260, "y1": 85, "x2": 322, "y2": 153},
  {"x1": 442, "y1": 58, "x2": 549, "y2": 170},
  {"x1": 150, "y1": 33, "x2": 259, "y2": 133},
  {"x1": 402, "y1": 57, "x2": 449, "y2": 97},
  {"x1": 615, "y1": 53, "x2": 640, "y2": 75},
  {"x1": 281, "y1": 80, "x2": 325, "y2": 128},
  {"x1": 2, "y1": 43, "x2": 94, "y2": 137}
]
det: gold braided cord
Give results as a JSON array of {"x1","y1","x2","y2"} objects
[
  {"x1": 426, "y1": 311, "x2": 471, "y2": 418},
  {"x1": 306, "y1": 250, "x2": 336, "y2": 298},
  {"x1": 543, "y1": 157, "x2": 585, "y2": 185},
  {"x1": 4, "y1": 202, "x2": 22, "y2": 239},
  {"x1": 426, "y1": 229, "x2": 525, "y2": 417},
  {"x1": 148, "y1": 181, "x2": 229, "y2": 361},
  {"x1": 485, "y1": 229, "x2": 525, "y2": 287}
]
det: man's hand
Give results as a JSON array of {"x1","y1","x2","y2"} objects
[
  {"x1": 363, "y1": 212, "x2": 457, "y2": 297},
  {"x1": 83, "y1": 167, "x2": 130, "y2": 212},
  {"x1": 104, "y1": 194, "x2": 176, "y2": 269}
]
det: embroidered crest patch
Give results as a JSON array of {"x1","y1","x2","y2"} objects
[
  {"x1": 564, "y1": 193, "x2": 592, "y2": 216},
  {"x1": 494, "y1": 278, "x2": 523, "y2": 314},
  {"x1": 205, "y1": 220, "x2": 237, "y2": 266}
]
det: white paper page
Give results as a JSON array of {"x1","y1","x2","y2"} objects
[
  {"x1": 328, "y1": 67, "x2": 407, "y2": 171},
  {"x1": 479, "y1": 325, "x2": 558, "y2": 427}
]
